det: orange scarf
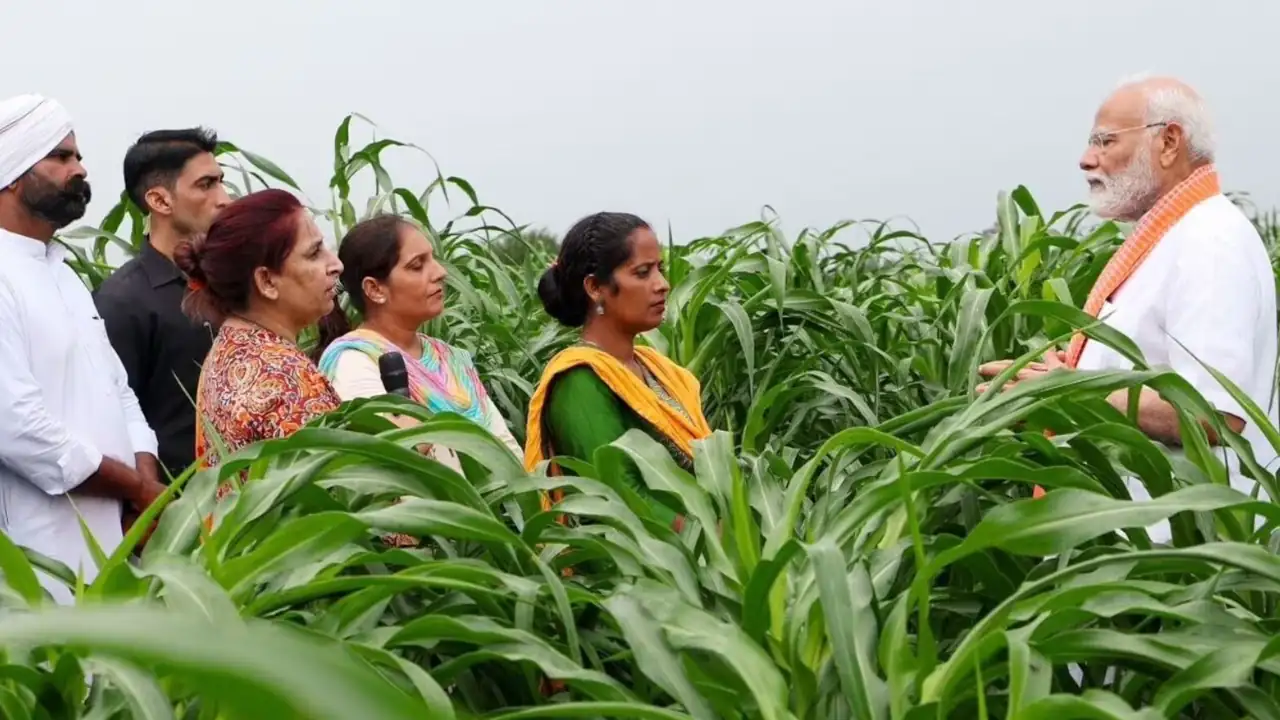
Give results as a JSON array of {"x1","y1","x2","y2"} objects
[
  {"x1": 1065, "y1": 164, "x2": 1220, "y2": 367},
  {"x1": 524, "y1": 345, "x2": 713, "y2": 512},
  {"x1": 1031, "y1": 165, "x2": 1220, "y2": 500}
]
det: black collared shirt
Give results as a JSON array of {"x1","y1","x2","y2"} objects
[{"x1": 93, "y1": 240, "x2": 214, "y2": 480}]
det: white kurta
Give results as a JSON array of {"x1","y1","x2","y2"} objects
[
  {"x1": 1075, "y1": 194, "x2": 1279, "y2": 542},
  {"x1": 0, "y1": 229, "x2": 157, "y2": 604}
]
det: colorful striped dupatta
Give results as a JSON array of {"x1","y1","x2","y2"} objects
[{"x1": 316, "y1": 328, "x2": 491, "y2": 423}]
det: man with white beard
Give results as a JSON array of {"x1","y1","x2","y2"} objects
[
  {"x1": 980, "y1": 74, "x2": 1278, "y2": 544},
  {"x1": 0, "y1": 94, "x2": 166, "y2": 604}
]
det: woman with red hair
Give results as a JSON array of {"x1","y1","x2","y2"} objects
[{"x1": 174, "y1": 189, "x2": 343, "y2": 484}]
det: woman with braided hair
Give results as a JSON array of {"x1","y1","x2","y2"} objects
[{"x1": 524, "y1": 212, "x2": 712, "y2": 530}]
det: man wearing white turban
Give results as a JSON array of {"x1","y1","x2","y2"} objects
[{"x1": 0, "y1": 94, "x2": 166, "y2": 605}]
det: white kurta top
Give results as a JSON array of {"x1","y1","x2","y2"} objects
[
  {"x1": 0, "y1": 229, "x2": 157, "y2": 604},
  {"x1": 1075, "y1": 194, "x2": 1279, "y2": 542}
]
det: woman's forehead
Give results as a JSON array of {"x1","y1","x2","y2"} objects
[
  {"x1": 398, "y1": 226, "x2": 432, "y2": 256},
  {"x1": 625, "y1": 228, "x2": 661, "y2": 260},
  {"x1": 299, "y1": 212, "x2": 324, "y2": 239}
]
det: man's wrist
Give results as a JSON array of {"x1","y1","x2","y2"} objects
[{"x1": 110, "y1": 460, "x2": 147, "y2": 507}]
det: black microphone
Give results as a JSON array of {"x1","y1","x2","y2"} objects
[{"x1": 378, "y1": 352, "x2": 412, "y2": 399}]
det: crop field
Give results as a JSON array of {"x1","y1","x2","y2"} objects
[{"x1": 6, "y1": 114, "x2": 1280, "y2": 719}]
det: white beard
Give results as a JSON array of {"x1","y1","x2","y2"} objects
[{"x1": 1086, "y1": 151, "x2": 1160, "y2": 221}]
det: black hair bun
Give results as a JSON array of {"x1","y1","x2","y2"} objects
[{"x1": 538, "y1": 264, "x2": 586, "y2": 327}]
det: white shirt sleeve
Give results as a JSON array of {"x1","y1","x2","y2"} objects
[
  {"x1": 1163, "y1": 235, "x2": 1261, "y2": 423},
  {"x1": 330, "y1": 350, "x2": 388, "y2": 400},
  {"x1": 0, "y1": 282, "x2": 103, "y2": 494},
  {"x1": 102, "y1": 327, "x2": 158, "y2": 458}
]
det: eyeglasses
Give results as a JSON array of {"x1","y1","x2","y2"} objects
[{"x1": 1087, "y1": 122, "x2": 1169, "y2": 149}]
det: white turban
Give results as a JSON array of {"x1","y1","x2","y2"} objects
[{"x1": 0, "y1": 94, "x2": 74, "y2": 189}]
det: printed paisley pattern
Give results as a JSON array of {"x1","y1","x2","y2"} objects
[
  {"x1": 195, "y1": 323, "x2": 414, "y2": 547},
  {"x1": 195, "y1": 324, "x2": 341, "y2": 483}
]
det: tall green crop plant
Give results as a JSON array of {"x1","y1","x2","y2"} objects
[
  {"x1": 4, "y1": 359, "x2": 1278, "y2": 717},
  {"x1": 18, "y1": 113, "x2": 1279, "y2": 717}
]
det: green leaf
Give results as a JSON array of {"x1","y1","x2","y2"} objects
[
  {"x1": 0, "y1": 527, "x2": 45, "y2": 606},
  {"x1": 711, "y1": 299, "x2": 756, "y2": 390},
  {"x1": 356, "y1": 499, "x2": 520, "y2": 547},
  {"x1": 0, "y1": 606, "x2": 434, "y2": 719},
  {"x1": 137, "y1": 554, "x2": 240, "y2": 623},
  {"x1": 617, "y1": 581, "x2": 791, "y2": 720},
  {"x1": 1018, "y1": 690, "x2": 1164, "y2": 720},
  {"x1": 1152, "y1": 643, "x2": 1270, "y2": 716},
  {"x1": 389, "y1": 615, "x2": 629, "y2": 700},
  {"x1": 1005, "y1": 627, "x2": 1051, "y2": 713},
  {"x1": 221, "y1": 142, "x2": 303, "y2": 190},
  {"x1": 485, "y1": 703, "x2": 695, "y2": 719},
  {"x1": 602, "y1": 592, "x2": 717, "y2": 720},
  {"x1": 947, "y1": 287, "x2": 993, "y2": 392},
  {"x1": 215, "y1": 511, "x2": 367, "y2": 599},
  {"x1": 940, "y1": 485, "x2": 1280, "y2": 562},
  {"x1": 84, "y1": 657, "x2": 172, "y2": 720},
  {"x1": 807, "y1": 541, "x2": 887, "y2": 720},
  {"x1": 611, "y1": 431, "x2": 736, "y2": 582}
]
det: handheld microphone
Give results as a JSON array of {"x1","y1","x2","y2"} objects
[{"x1": 377, "y1": 352, "x2": 412, "y2": 399}]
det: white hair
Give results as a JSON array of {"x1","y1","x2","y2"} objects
[{"x1": 1114, "y1": 72, "x2": 1217, "y2": 162}]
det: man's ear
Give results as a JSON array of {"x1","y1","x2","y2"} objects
[
  {"x1": 1160, "y1": 124, "x2": 1186, "y2": 169},
  {"x1": 144, "y1": 186, "x2": 173, "y2": 216}
]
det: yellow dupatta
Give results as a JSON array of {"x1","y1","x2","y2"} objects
[{"x1": 524, "y1": 345, "x2": 713, "y2": 511}]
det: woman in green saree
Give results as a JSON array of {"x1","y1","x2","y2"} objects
[{"x1": 524, "y1": 212, "x2": 712, "y2": 529}]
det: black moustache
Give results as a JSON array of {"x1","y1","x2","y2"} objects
[{"x1": 64, "y1": 183, "x2": 91, "y2": 204}]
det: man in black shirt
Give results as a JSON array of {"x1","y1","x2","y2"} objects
[{"x1": 94, "y1": 128, "x2": 230, "y2": 480}]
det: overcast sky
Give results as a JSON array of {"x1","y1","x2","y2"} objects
[{"x1": 8, "y1": 1, "x2": 1280, "y2": 243}]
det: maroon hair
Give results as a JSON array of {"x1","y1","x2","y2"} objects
[{"x1": 173, "y1": 188, "x2": 305, "y2": 324}]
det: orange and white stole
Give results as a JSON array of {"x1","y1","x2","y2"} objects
[
  {"x1": 1065, "y1": 164, "x2": 1221, "y2": 367},
  {"x1": 1032, "y1": 164, "x2": 1221, "y2": 499}
]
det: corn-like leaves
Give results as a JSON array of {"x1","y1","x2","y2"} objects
[{"x1": 12, "y1": 119, "x2": 1280, "y2": 718}]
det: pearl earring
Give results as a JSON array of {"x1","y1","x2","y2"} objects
[{"x1": 595, "y1": 303, "x2": 605, "y2": 315}]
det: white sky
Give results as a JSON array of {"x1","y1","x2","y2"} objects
[{"x1": 7, "y1": 0, "x2": 1280, "y2": 243}]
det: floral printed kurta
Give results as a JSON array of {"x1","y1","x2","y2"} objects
[
  {"x1": 194, "y1": 324, "x2": 340, "y2": 493},
  {"x1": 194, "y1": 323, "x2": 415, "y2": 547}
]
